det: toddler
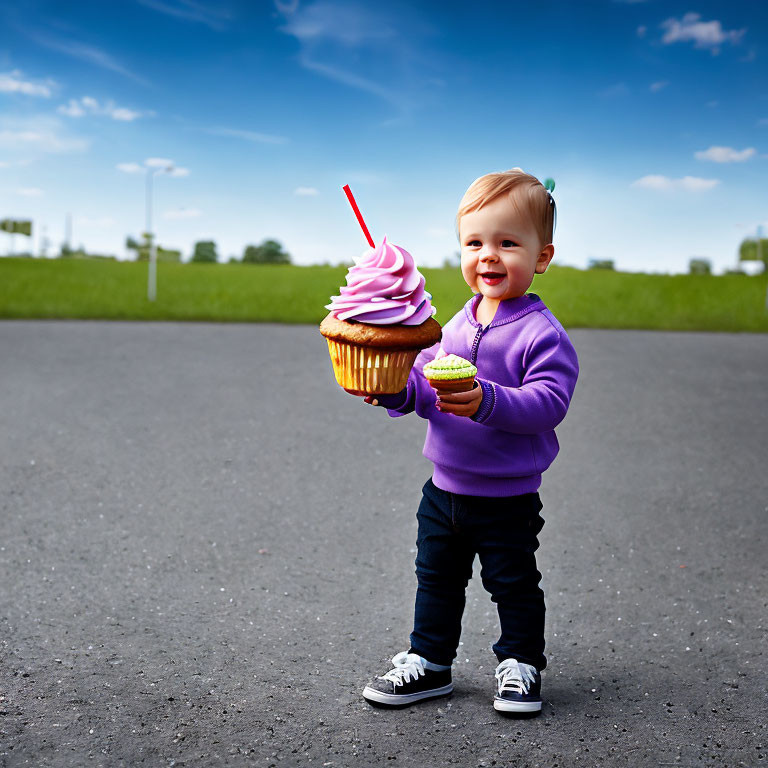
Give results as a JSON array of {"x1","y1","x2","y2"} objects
[{"x1": 354, "y1": 169, "x2": 579, "y2": 714}]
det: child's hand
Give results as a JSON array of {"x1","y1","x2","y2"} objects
[
  {"x1": 343, "y1": 387, "x2": 379, "y2": 406},
  {"x1": 435, "y1": 383, "x2": 482, "y2": 418}
]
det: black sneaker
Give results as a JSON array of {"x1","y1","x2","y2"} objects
[
  {"x1": 493, "y1": 658, "x2": 542, "y2": 714},
  {"x1": 362, "y1": 652, "x2": 453, "y2": 708}
]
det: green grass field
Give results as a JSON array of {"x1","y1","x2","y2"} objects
[{"x1": 1, "y1": 257, "x2": 767, "y2": 332}]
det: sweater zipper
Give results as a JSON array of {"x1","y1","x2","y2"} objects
[{"x1": 469, "y1": 324, "x2": 488, "y2": 365}]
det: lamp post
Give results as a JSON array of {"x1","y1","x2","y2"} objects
[{"x1": 145, "y1": 163, "x2": 174, "y2": 302}]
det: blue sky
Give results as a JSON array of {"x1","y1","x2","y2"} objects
[{"x1": 0, "y1": 0, "x2": 766, "y2": 273}]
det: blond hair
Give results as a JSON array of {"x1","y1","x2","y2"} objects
[{"x1": 456, "y1": 168, "x2": 555, "y2": 246}]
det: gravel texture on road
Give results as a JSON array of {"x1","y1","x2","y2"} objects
[{"x1": 1, "y1": 321, "x2": 766, "y2": 767}]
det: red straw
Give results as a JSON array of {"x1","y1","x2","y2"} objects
[{"x1": 342, "y1": 184, "x2": 375, "y2": 248}]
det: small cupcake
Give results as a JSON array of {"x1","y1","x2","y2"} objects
[
  {"x1": 423, "y1": 354, "x2": 477, "y2": 394},
  {"x1": 320, "y1": 237, "x2": 441, "y2": 395}
]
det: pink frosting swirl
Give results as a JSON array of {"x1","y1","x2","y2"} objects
[{"x1": 326, "y1": 236, "x2": 436, "y2": 325}]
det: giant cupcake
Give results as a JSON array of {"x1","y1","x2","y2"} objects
[{"x1": 320, "y1": 236, "x2": 442, "y2": 395}]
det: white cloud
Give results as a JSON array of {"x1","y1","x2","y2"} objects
[
  {"x1": 117, "y1": 162, "x2": 144, "y2": 174},
  {"x1": 0, "y1": 70, "x2": 55, "y2": 97},
  {"x1": 278, "y1": 0, "x2": 395, "y2": 46},
  {"x1": 117, "y1": 160, "x2": 189, "y2": 176},
  {"x1": 0, "y1": 116, "x2": 89, "y2": 154},
  {"x1": 58, "y1": 96, "x2": 149, "y2": 121},
  {"x1": 274, "y1": 1, "x2": 421, "y2": 116},
  {"x1": 136, "y1": 0, "x2": 233, "y2": 30},
  {"x1": 205, "y1": 127, "x2": 289, "y2": 144},
  {"x1": 27, "y1": 32, "x2": 148, "y2": 85},
  {"x1": 58, "y1": 100, "x2": 86, "y2": 117},
  {"x1": 679, "y1": 176, "x2": 722, "y2": 191},
  {"x1": 660, "y1": 13, "x2": 745, "y2": 52},
  {"x1": 0, "y1": 158, "x2": 32, "y2": 168},
  {"x1": 636, "y1": 25, "x2": 647, "y2": 38},
  {"x1": 294, "y1": 187, "x2": 319, "y2": 196},
  {"x1": 633, "y1": 174, "x2": 671, "y2": 189},
  {"x1": 632, "y1": 175, "x2": 720, "y2": 191},
  {"x1": 694, "y1": 146, "x2": 756, "y2": 163},
  {"x1": 163, "y1": 208, "x2": 202, "y2": 220},
  {"x1": 110, "y1": 107, "x2": 144, "y2": 121},
  {"x1": 757, "y1": 117, "x2": 768, "y2": 126},
  {"x1": 649, "y1": 81, "x2": 668, "y2": 92},
  {"x1": 17, "y1": 187, "x2": 44, "y2": 197},
  {"x1": 299, "y1": 56, "x2": 406, "y2": 109},
  {"x1": 598, "y1": 83, "x2": 629, "y2": 98},
  {"x1": 275, "y1": 0, "x2": 298, "y2": 12}
]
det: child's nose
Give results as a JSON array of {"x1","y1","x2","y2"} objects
[{"x1": 480, "y1": 247, "x2": 499, "y2": 261}]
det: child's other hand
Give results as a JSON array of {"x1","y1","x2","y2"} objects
[{"x1": 436, "y1": 383, "x2": 482, "y2": 418}]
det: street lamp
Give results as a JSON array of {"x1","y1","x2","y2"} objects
[
  {"x1": 145, "y1": 162, "x2": 174, "y2": 302},
  {"x1": 118, "y1": 157, "x2": 187, "y2": 298}
]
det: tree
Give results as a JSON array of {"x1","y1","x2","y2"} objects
[
  {"x1": 126, "y1": 235, "x2": 148, "y2": 261},
  {"x1": 0, "y1": 219, "x2": 31, "y2": 236},
  {"x1": 588, "y1": 259, "x2": 615, "y2": 270},
  {"x1": 157, "y1": 247, "x2": 181, "y2": 263},
  {"x1": 0, "y1": 219, "x2": 32, "y2": 258},
  {"x1": 126, "y1": 235, "x2": 181, "y2": 262},
  {"x1": 739, "y1": 237, "x2": 768, "y2": 271},
  {"x1": 689, "y1": 258, "x2": 711, "y2": 275},
  {"x1": 191, "y1": 240, "x2": 218, "y2": 263},
  {"x1": 59, "y1": 244, "x2": 87, "y2": 258},
  {"x1": 242, "y1": 238, "x2": 291, "y2": 264}
]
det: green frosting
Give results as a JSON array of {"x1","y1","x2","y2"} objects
[{"x1": 423, "y1": 354, "x2": 477, "y2": 381}]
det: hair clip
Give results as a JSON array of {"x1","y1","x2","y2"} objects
[{"x1": 543, "y1": 178, "x2": 557, "y2": 236}]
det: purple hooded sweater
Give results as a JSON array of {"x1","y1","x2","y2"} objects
[{"x1": 378, "y1": 292, "x2": 579, "y2": 497}]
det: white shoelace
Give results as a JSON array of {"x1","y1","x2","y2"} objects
[
  {"x1": 379, "y1": 652, "x2": 426, "y2": 688},
  {"x1": 495, "y1": 659, "x2": 537, "y2": 695}
]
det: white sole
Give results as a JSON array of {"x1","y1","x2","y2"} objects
[
  {"x1": 362, "y1": 683, "x2": 453, "y2": 707},
  {"x1": 493, "y1": 697, "x2": 542, "y2": 713}
]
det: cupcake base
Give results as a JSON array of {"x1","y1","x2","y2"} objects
[
  {"x1": 326, "y1": 339, "x2": 419, "y2": 395},
  {"x1": 426, "y1": 376, "x2": 476, "y2": 394}
]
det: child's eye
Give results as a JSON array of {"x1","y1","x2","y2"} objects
[
  {"x1": 501, "y1": 240, "x2": 517, "y2": 248},
  {"x1": 466, "y1": 240, "x2": 481, "y2": 247}
]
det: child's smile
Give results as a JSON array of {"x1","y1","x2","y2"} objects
[{"x1": 479, "y1": 272, "x2": 505, "y2": 286}]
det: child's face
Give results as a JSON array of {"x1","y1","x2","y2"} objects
[{"x1": 459, "y1": 194, "x2": 554, "y2": 302}]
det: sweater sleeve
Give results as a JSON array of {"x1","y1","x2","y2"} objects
[
  {"x1": 471, "y1": 324, "x2": 579, "y2": 434},
  {"x1": 377, "y1": 342, "x2": 442, "y2": 417}
]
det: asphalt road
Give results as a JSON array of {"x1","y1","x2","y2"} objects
[{"x1": 1, "y1": 321, "x2": 766, "y2": 767}]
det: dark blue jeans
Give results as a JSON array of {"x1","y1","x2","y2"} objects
[{"x1": 409, "y1": 478, "x2": 547, "y2": 670}]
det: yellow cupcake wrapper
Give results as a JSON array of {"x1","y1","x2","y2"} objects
[{"x1": 326, "y1": 339, "x2": 419, "y2": 395}]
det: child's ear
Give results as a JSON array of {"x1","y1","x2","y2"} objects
[{"x1": 535, "y1": 244, "x2": 555, "y2": 274}]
